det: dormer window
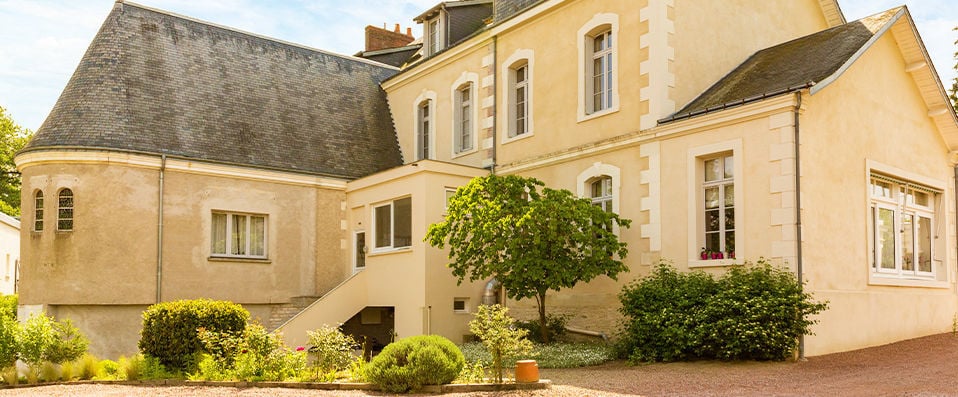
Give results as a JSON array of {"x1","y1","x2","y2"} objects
[{"x1": 427, "y1": 19, "x2": 441, "y2": 55}]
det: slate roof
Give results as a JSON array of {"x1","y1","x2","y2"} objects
[
  {"x1": 23, "y1": 1, "x2": 404, "y2": 180},
  {"x1": 665, "y1": 8, "x2": 901, "y2": 122}
]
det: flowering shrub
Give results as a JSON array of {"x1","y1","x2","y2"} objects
[
  {"x1": 306, "y1": 325, "x2": 357, "y2": 373},
  {"x1": 618, "y1": 259, "x2": 828, "y2": 362}
]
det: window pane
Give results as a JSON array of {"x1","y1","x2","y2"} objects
[
  {"x1": 375, "y1": 205, "x2": 391, "y2": 248},
  {"x1": 901, "y1": 214, "x2": 914, "y2": 271},
  {"x1": 231, "y1": 214, "x2": 246, "y2": 255},
  {"x1": 913, "y1": 191, "x2": 929, "y2": 207},
  {"x1": 705, "y1": 232, "x2": 720, "y2": 253},
  {"x1": 705, "y1": 209, "x2": 720, "y2": 232},
  {"x1": 35, "y1": 192, "x2": 43, "y2": 231},
  {"x1": 250, "y1": 216, "x2": 265, "y2": 256},
  {"x1": 211, "y1": 213, "x2": 227, "y2": 254},
  {"x1": 355, "y1": 232, "x2": 366, "y2": 268},
  {"x1": 876, "y1": 208, "x2": 896, "y2": 269},
  {"x1": 704, "y1": 187, "x2": 719, "y2": 209},
  {"x1": 724, "y1": 156, "x2": 733, "y2": 179},
  {"x1": 704, "y1": 159, "x2": 721, "y2": 182},
  {"x1": 724, "y1": 184, "x2": 734, "y2": 206},
  {"x1": 872, "y1": 180, "x2": 892, "y2": 198},
  {"x1": 724, "y1": 231, "x2": 735, "y2": 253},
  {"x1": 917, "y1": 216, "x2": 931, "y2": 273},
  {"x1": 394, "y1": 197, "x2": 412, "y2": 248},
  {"x1": 594, "y1": 35, "x2": 604, "y2": 52},
  {"x1": 725, "y1": 208, "x2": 735, "y2": 231}
]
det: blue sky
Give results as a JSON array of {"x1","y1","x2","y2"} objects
[{"x1": 0, "y1": 0, "x2": 955, "y2": 131}]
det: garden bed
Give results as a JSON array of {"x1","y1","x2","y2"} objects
[{"x1": 0, "y1": 378, "x2": 551, "y2": 393}]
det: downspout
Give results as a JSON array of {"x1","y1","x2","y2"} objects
[
  {"x1": 156, "y1": 154, "x2": 166, "y2": 303},
  {"x1": 953, "y1": 165, "x2": 958, "y2": 279},
  {"x1": 793, "y1": 92, "x2": 805, "y2": 359},
  {"x1": 490, "y1": 35, "x2": 498, "y2": 174}
]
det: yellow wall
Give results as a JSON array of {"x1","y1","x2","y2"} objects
[{"x1": 798, "y1": 32, "x2": 958, "y2": 355}]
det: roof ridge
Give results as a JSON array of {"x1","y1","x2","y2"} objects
[{"x1": 120, "y1": 1, "x2": 398, "y2": 71}]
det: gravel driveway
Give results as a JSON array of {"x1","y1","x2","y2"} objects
[{"x1": 5, "y1": 332, "x2": 958, "y2": 396}]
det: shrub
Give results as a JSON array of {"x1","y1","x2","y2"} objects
[
  {"x1": 119, "y1": 355, "x2": 144, "y2": 381},
  {"x1": 39, "y1": 362, "x2": 59, "y2": 382},
  {"x1": 456, "y1": 360, "x2": 487, "y2": 384},
  {"x1": 306, "y1": 325, "x2": 357, "y2": 373},
  {"x1": 0, "y1": 315, "x2": 18, "y2": 367},
  {"x1": 45, "y1": 319, "x2": 89, "y2": 364},
  {"x1": 60, "y1": 361, "x2": 76, "y2": 381},
  {"x1": 76, "y1": 353, "x2": 100, "y2": 380},
  {"x1": 17, "y1": 313, "x2": 55, "y2": 369},
  {"x1": 195, "y1": 323, "x2": 307, "y2": 382},
  {"x1": 516, "y1": 314, "x2": 569, "y2": 344},
  {"x1": 366, "y1": 335, "x2": 465, "y2": 393},
  {"x1": 0, "y1": 295, "x2": 16, "y2": 321},
  {"x1": 618, "y1": 259, "x2": 828, "y2": 362},
  {"x1": 1, "y1": 365, "x2": 17, "y2": 385},
  {"x1": 140, "y1": 355, "x2": 177, "y2": 380},
  {"x1": 138, "y1": 299, "x2": 249, "y2": 371},
  {"x1": 96, "y1": 359, "x2": 120, "y2": 380},
  {"x1": 469, "y1": 304, "x2": 533, "y2": 383}
]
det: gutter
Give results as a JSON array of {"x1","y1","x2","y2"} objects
[
  {"x1": 659, "y1": 82, "x2": 815, "y2": 124},
  {"x1": 490, "y1": 35, "x2": 498, "y2": 174},
  {"x1": 793, "y1": 92, "x2": 805, "y2": 360},
  {"x1": 156, "y1": 154, "x2": 166, "y2": 303}
]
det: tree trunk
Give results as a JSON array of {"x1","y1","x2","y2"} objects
[{"x1": 537, "y1": 290, "x2": 549, "y2": 344}]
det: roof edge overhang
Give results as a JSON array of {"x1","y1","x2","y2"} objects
[
  {"x1": 0, "y1": 212, "x2": 19, "y2": 229},
  {"x1": 15, "y1": 147, "x2": 354, "y2": 188},
  {"x1": 810, "y1": 7, "x2": 958, "y2": 150},
  {"x1": 819, "y1": 0, "x2": 847, "y2": 27},
  {"x1": 346, "y1": 160, "x2": 487, "y2": 193}
]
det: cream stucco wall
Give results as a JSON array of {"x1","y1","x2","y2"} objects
[
  {"x1": 798, "y1": 32, "x2": 958, "y2": 355},
  {"x1": 0, "y1": 214, "x2": 19, "y2": 295},
  {"x1": 17, "y1": 153, "x2": 351, "y2": 358}
]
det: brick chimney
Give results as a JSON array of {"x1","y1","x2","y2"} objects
[{"x1": 365, "y1": 24, "x2": 415, "y2": 52}]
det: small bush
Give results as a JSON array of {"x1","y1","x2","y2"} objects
[
  {"x1": 96, "y1": 359, "x2": 120, "y2": 380},
  {"x1": 0, "y1": 315, "x2": 18, "y2": 367},
  {"x1": 366, "y1": 335, "x2": 465, "y2": 393},
  {"x1": 0, "y1": 295, "x2": 16, "y2": 321},
  {"x1": 119, "y1": 355, "x2": 144, "y2": 381},
  {"x1": 469, "y1": 305, "x2": 532, "y2": 383},
  {"x1": 138, "y1": 299, "x2": 249, "y2": 372},
  {"x1": 17, "y1": 313, "x2": 56, "y2": 369},
  {"x1": 618, "y1": 259, "x2": 828, "y2": 362},
  {"x1": 60, "y1": 361, "x2": 76, "y2": 381},
  {"x1": 140, "y1": 355, "x2": 178, "y2": 380},
  {"x1": 307, "y1": 325, "x2": 357, "y2": 373},
  {"x1": 515, "y1": 314, "x2": 569, "y2": 344},
  {"x1": 346, "y1": 358, "x2": 369, "y2": 382},
  {"x1": 76, "y1": 353, "x2": 100, "y2": 380},
  {"x1": 1, "y1": 365, "x2": 17, "y2": 385},
  {"x1": 45, "y1": 319, "x2": 89, "y2": 364},
  {"x1": 39, "y1": 362, "x2": 59, "y2": 382},
  {"x1": 456, "y1": 360, "x2": 487, "y2": 384}
]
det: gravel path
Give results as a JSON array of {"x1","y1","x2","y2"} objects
[{"x1": 5, "y1": 333, "x2": 958, "y2": 396}]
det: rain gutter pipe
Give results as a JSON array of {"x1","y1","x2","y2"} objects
[
  {"x1": 156, "y1": 154, "x2": 166, "y2": 303},
  {"x1": 490, "y1": 35, "x2": 498, "y2": 175},
  {"x1": 793, "y1": 92, "x2": 805, "y2": 359}
]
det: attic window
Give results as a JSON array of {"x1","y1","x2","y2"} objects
[{"x1": 427, "y1": 19, "x2": 441, "y2": 55}]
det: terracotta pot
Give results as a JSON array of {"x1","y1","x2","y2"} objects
[{"x1": 515, "y1": 360, "x2": 539, "y2": 383}]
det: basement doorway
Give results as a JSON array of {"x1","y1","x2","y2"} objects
[{"x1": 341, "y1": 306, "x2": 395, "y2": 359}]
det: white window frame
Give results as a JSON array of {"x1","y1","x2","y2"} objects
[
  {"x1": 413, "y1": 90, "x2": 437, "y2": 161},
  {"x1": 450, "y1": 72, "x2": 479, "y2": 157},
  {"x1": 577, "y1": 163, "x2": 621, "y2": 233},
  {"x1": 453, "y1": 298, "x2": 469, "y2": 313},
  {"x1": 444, "y1": 188, "x2": 457, "y2": 212},
  {"x1": 687, "y1": 140, "x2": 743, "y2": 267},
  {"x1": 211, "y1": 211, "x2": 268, "y2": 259},
  {"x1": 501, "y1": 49, "x2": 535, "y2": 143},
  {"x1": 426, "y1": 17, "x2": 443, "y2": 56},
  {"x1": 577, "y1": 13, "x2": 619, "y2": 122},
  {"x1": 372, "y1": 197, "x2": 412, "y2": 252},
  {"x1": 57, "y1": 188, "x2": 73, "y2": 232},
  {"x1": 867, "y1": 163, "x2": 945, "y2": 285}
]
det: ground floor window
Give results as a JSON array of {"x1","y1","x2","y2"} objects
[
  {"x1": 373, "y1": 197, "x2": 412, "y2": 250},
  {"x1": 212, "y1": 212, "x2": 267, "y2": 258},
  {"x1": 870, "y1": 174, "x2": 938, "y2": 278}
]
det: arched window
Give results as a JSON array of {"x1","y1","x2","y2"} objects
[
  {"x1": 57, "y1": 188, "x2": 74, "y2": 231},
  {"x1": 590, "y1": 176, "x2": 613, "y2": 212},
  {"x1": 577, "y1": 14, "x2": 619, "y2": 121},
  {"x1": 33, "y1": 190, "x2": 43, "y2": 232}
]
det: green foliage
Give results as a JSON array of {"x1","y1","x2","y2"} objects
[
  {"x1": 0, "y1": 107, "x2": 32, "y2": 217},
  {"x1": 76, "y1": 353, "x2": 100, "y2": 380},
  {"x1": 44, "y1": 319, "x2": 89, "y2": 364},
  {"x1": 456, "y1": 360, "x2": 487, "y2": 384},
  {"x1": 346, "y1": 357, "x2": 369, "y2": 382},
  {"x1": 468, "y1": 304, "x2": 532, "y2": 383},
  {"x1": 139, "y1": 355, "x2": 178, "y2": 380},
  {"x1": 618, "y1": 260, "x2": 828, "y2": 362},
  {"x1": 0, "y1": 295, "x2": 17, "y2": 321},
  {"x1": 460, "y1": 341, "x2": 615, "y2": 369},
  {"x1": 0, "y1": 315, "x2": 18, "y2": 367},
  {"x1": 138, "y1": 299, "x2": 249, "y2": 371},
  {"x1": 307, "y1": 325, "x2": 357, "y2": 373},
  {"x1": 119, "y1": 355, "x2": 144, "y2": 381},
  {"x1": 96, "y1": 359, "x2": 120, "y2": 380},
  {"x1": 1, "y1": 365, "x2": 18, "y2": 385},
  {"x1": 39, "y1": 362, "x2": 59, "y2": 382},
  {"x1": 515, "y1": 314, "x2": 569, "y2": 344},
  {"x1": 427, "y1": 174, "x2": 631, "y2": 343},
  {"x1": 60, "y1": 361, "x2": 75, "y2": 381},
  {"x1": 17, "y1": 313, "x2": 55, "y2": 367},
  {"x1": 194, "y1": 323, "x2": 308, "y2": 382},
  {"x1": 366, "y1": 335, "x2": 465, "y2": 393}
]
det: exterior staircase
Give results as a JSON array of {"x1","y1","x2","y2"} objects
[{"x1": 269, "y1": 296, "x2": 320, "y2": 330}]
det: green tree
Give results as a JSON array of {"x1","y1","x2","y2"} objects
[
  {"x1": 0, "y1": 106, "x2": 33, "y2": 217},
  {"x1": 426, "y1": 174, "x2": 631, "y2": 343}
]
